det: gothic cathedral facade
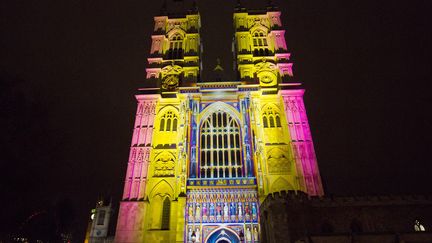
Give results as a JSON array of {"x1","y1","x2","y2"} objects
[{"x1": 115, "y1": 2, "x2": 323, "y2": 243}]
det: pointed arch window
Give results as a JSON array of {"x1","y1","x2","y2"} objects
[
  {"x1": 166, "y1": 119, "x2": 171, "y2": 131},
  {"x1": 161, "y1": 197, "x2": 171, "y2": 230},
  {"x1": 262, "y1": 106, "x2": 282, "y2": 128},
  {"x1": 263, "y1": 116, "x2": 268, "y2": 128},
  {"x1": 168, "y1": 34, "x2": 184, "y2": 59},
  {"x1": 269, "y1": 116, "x2": 275, "y2": 127},
  {"x1": 160, "y1": 119, "x2": 165, "y2": 131},
  {"x1": 276, "y1": 115, "x2": 281, "y2": 127},
  {"x1": 199, "y1": 110, "x2": 243, "y2": 178},
  {"x1": 173, "y1": 118, "x2": 178, "y2": 131},
  {"x1": 253, "y1": 31, "x2": 268, "y2": 47},
  {"x1": 159, "y1": 111, "x2": 178, "y2": 131},
  {"x1": 252, "y1": 30, "x2": 269, "y2": 56}
]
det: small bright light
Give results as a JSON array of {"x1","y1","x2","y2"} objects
[{"x1": 414, "y1": 220, "x2": 426, "y2": 232}]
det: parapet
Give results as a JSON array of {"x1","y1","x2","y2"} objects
[{"x1": 260, "y1": 190, "x2": 432, "y2": 209}]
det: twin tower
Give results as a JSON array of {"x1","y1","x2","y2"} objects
[{"x1": 115, "y1": 1, "x2": 323, "y2": 242}]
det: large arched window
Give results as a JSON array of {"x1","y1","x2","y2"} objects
[
  {"x1": 200, "y1": 110, "x2": 243, "y2": 178},
  {"x1": 168, "y1": 34, "x2": 183, "y2": 59},
  {"x1": 159, "y1": 111, "x2": 178, "y2": 132}
]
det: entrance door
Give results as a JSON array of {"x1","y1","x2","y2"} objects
[
  {"x1": 206, "y1": 228, "x2": 239, "y2": 243},
  {"x1": 216, "y1": 239, "x2": 230, "y2": 243}
]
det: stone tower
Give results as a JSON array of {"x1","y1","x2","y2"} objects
[
  {"x1": 232, "y1": 2, "x2": 323, "y2": 198},
  {"x1": 84, "y1": 199, "x2": 113, "y2": 243},
  {"x1": 115, "y1": 1, "x2": 323, "y2": 242}
]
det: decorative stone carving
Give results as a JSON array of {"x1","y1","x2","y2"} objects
[
  {"x1": 162, "y1": 74, "x2": 179, "y2": 90},
  {"x1": 153, "y1": 152, "x2": 176, "y2": 177},
  {"x1": 166, "y1": 20, "x2": 187, "y2": 33},
  {"x1": 270, "y1": 177, "x2": 293, "y2": 193},
  {"x1": 160, "y1": 64, "x2": 183, "y2": 91},
  {"x1": 248, "y1": 16, "x2": 270, "y2": 29},
  {"x1": 267, "y1": 148, "x2": 290, "y2": 173},
  {"x1": 161, "y1": 64, "x2": 183, "y2": 76},
  {"x1": 255, "y1": 61, "x2": 278, "y2": 86},
  {"x1": 137, "y1": 149, "x2": 144, "y2": 161},
  {"x1": 285, "y1": 99, "x2": 299, "y2": 111}
]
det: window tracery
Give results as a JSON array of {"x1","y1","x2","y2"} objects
[
  {"x1": 253, "y1": 31, "x2": 268, "y2": 47},
  {"x1": 153, "y1": 152, "x2": 176, "y2": 177},
  {"x1": 199, "y1": 111, "x2": 243, "y2": 178},
  {"x1": 159, "y1": 111, "x2": 178, "y2": 132},
  {"x1": 168, "y1": 34, "x2": 183, "y2": 59},
  {"x1": 252, "y1": 30, "x2": 270, "y2": 56},
  {"x1": 262, "y1": 106, "x2": 282, "y2": 128}
]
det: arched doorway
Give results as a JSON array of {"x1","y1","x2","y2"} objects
[
  {"x1": 216, "y1": 239, "x2": 230, "y2": 243},
  {"x1": 205, "y1": 228, "x2": 240, "y2": 243}
]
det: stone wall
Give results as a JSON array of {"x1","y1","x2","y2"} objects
[{"x1": 259, "y1": 190, "x2": 432, "y2": 243}]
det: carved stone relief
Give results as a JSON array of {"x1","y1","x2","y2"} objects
[
  {"x1": 153, "y1": 152, "x2": 176, "y2": 177},
  {"x1": 267, "y1": 147, "x2": 290, "y2": 173}
]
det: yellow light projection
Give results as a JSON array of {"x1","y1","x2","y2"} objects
[{"x1": 114, "y1": 4, "x2": 323, "y2": 243}]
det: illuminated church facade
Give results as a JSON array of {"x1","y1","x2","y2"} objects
[{"x1": 114, "y1": 2, "x2": 323, "y2": 242}]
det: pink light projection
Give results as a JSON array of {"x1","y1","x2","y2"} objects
[{"x1": 281, "y1": 89, "x2": 324, "y2": 196}]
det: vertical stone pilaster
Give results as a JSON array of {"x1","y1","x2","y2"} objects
[
  {"x1": 280, "y1": 90, "x2": 324, "y2": 196},
  {"x1": 116, "y1": 95, "x2": 159, "y2": 242},
  {"x1": 122, "y1": 95, "x2": 159, "y2": 200}
]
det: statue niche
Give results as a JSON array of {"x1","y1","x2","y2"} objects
[{"x1": 153, "y1": 152, "x2": 176, "y2": 177}]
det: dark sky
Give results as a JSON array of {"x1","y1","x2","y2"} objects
[{"x1": 1, "y1": 0, "x2": 431, "y2": 240}]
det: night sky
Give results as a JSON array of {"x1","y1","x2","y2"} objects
[{"x1": 1, "y1": 0, "x2": 431, "y2": 241}]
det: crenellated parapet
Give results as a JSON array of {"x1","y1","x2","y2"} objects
[
  {"x1": 261, "y1": 190, "x2": 432, "y2": 209},
  {"x1": 259, "y1": 190, "x2": 432, "y2": 243}
]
